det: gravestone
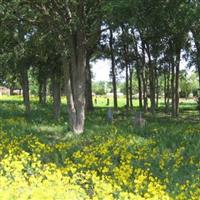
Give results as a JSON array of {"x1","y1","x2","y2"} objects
[
  {"x1": 133, "y1": 111, "x2": 146, "y2": 128},
  {"x1": 107, "y1": 108, "x2": 113, "y2": 123},
  {"x1": 106, "y1": 98, "x2": 110, "y2": 106}
]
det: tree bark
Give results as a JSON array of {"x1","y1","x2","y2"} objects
[
  {"x1": 191, "y1": 29, "x2": 200, "y2": 87},
  {"x1": 125, "y1": 62, "x2": 129, "y2": 110},
  {"x1": 142, "y1": 69, "x2": 148, "y2": 112},
  {"x1": 141, "y1": 40, "x2": 148, "y2": 112},
  {"x1": 195, "y1": 46, "x2": 200, "y2": 87},
  {"x1": 164, "y1": 69, "x2": 167, "y2": 107},
  {"x1": 175, "y1": 50, "x2": 181, "y2": 117},
  {"x1": 197, "y1": 55, "x2": 200, "y2": 88},
  {"x1": 20, "y1": 67, "x2": 30, "y2": 115},
  {"x1": 166, "y1": 64, "x2": 170, "y2": 112},
  {"x1": 109, "y1": 29, "x2": 118, "y2": 110},
  {"x1": 155, "y1": 66, "x2": 159, "y2": 109},
  {"x1": 164, "y1": 67, "x2": 170, "y2": 112},
  {"x1": 171, "y1": 56, "x2": 176, "y2": 116},
  {"x1": 129, "y1": 67, "x2": 133, "y2": 109},
  {"x1": 85, "y1": 52, "x2": 93, "y2": 112},
  {"x1": 64, "y1": 31, "x2": 86, "y2": 134},
  {"x1": 147, "y1": 45, "x2": 156, "y2": 114},
  {"x1": 39, "y1": 77, "x2": 47, "y2": 105},
  {"x1": 133, "y1": 33, "x2": 143, "y2": 110},
  {"x1": 51, "y1": 71, "x2": 61, "y2": 120},
  {"x1": 10, "y1": 87, "x2": 14, "y2": 96},
  {"x1": 136, "y1": 66, "x2": 143, "y2": 110}
]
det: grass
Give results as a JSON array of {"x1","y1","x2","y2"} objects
[{"x1": 0, "y1": 95, "x2": 200, "y2": 199}]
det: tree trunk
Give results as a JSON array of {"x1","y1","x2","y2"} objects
[
  {"x1": 156, "y1": 77, "x2": 159, "y2": 109},
  {"x1": 171, "y1": 57, "x2": 176, "y2": 116},
  {"x1": 147, "y1": 45, "x2": 156, "y2": 114},
  {"x1": 39, "y1": 83, "x2": 42, "y2": 103},
  {"x1": 142, "y1": 70, "x2": 148, "y2": 112},
  {"x1": 196, "y1": 49, "x2": 200, "y2": 87},
  {"x1": 39, "y1": 78, "x2": 47, "y2": 104},
  {"x1": 51, "y1": 71, "x2": 61, "y2": 120},
  {"x1": 164, "y1": 69, "x2": 167, "y2": 108},
  {"x1": 136, "y1": 67, "x2": 143, "y2": 110},
  {"x1": 109, "y1": 29, "x2": 118, "y2": 110},
  {"x1": 166, "y1": 64, "x2": 170, "y2": 112},
  {"x1": 175, "y1": 50, "x2": 181, "y2": 117},
  {"x1": 197, "y1": 58, "x2": 200, "y2": 88},
  {"x1": 85, "y1": 52, "x2": 93, "y2": 112},
  {"x1": 134, "y1": 34, "x2": 142, "y2": 110},
  {"x1": 20, "y1": 67, "x2": 30, "y2": 115},
  {"x1": 149, "y1": 62, "x2": 156, "y2": 113},
  {"x1": 43, "y1": 79, "x2": 47, "y2": 104},
  {"x1": 191, "y1": 29, "x2": 200, "y2": 87},
  {"x1": 129, "y1": 68, "x2": 133, "y2": 109},
  {"x1": 195, "y1": 46, "x2": 200, "y2": 87},
  {"x1": 141, "y1": 40, "x2": 148, "y2": 112},
  {"x1": 10, "y1": 87, "x2": 14, "y2": 96},
  {"x1": 125, "y1": 62, "x2": 129, "y2": 110},
  {"x1": 164, "y1": 66, "x2": 170, "y2": 112},
  {"x1": 155, "y1": 67, "x2": 159, "y2": 109},
  {"x1": 64, "y1": 31, "x2": 86, "y2": 134}
]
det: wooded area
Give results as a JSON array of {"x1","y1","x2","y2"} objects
[
  {"x1": 1, "y1": 0, "x2": 200, "y2": 134},
  {"x1": 1, "y1": 1, "x2": 200, "y2": 199}
]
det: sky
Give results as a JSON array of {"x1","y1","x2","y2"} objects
[
  {"x1": 91, "y1": 59, "x2": 111, "y2": 82},
  {"x1": 91, "y1": 56, "x2": 195, "y2": 82}
]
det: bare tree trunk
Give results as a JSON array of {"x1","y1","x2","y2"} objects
[
  {"x1": 129, "y1": 67, "x2": 133, "y2": 109},
  {"x1": 164, "y1": 69, "x2": 167, "y2": 108},
  {"x1": 191, "y1": 29, "x2": 200, "y2": 87},
  {"x1": 171, "y1": 58, "x2": 176, "y2": 116},
  {"x1": 20, "y1": 67, "x2": 30, "y2": 115},
  {"x1": 175, "y1": 50, "x2": 181, "y2": 117},
  {"x1": 136, "y1": 67, "x2": 143, "y2": 110},
  {"x1": 39, "y1": 82, "x2": 43, "y2": 103},
  {"x1": 133, "y1": 33, "x2": 142, "y2": 110},
  {"x1": 147, "y1": 45, "x2": 156, "y2": 114},
  {"x1": 166, "y1": 64, "x2": 170, "y2": 112},
  {"x1": 43, "y1": 79, "x2": 47, "y2": 104},
  {"x1": 109, "y1": 29, "x2": 118, "y2": 110},
  {"x1": 85, "y1": 52, "x2": 93, "y2": 112},
  {"x1": 141, "y1": 40, "x2": 148, "y2": 112},
  {"x1": 197, "y1": 58, "x2": 200, "y2": 88},
  {"x1": 125, "y1": 62, "x2": 129, "y2": 111},
  {"x1": 135, "y1": 61, "x2": 143, "y2": 110},
  {"x1": 156, "y1": 77, "x2": 159, "y2": 109},
  {"x1": 195, "y1": 42, "x2": 200, "y2": 88},
  {"x1": 10, "y1": 87, "x2": 14, "y2": 96},
  {"x1": 64, "y1": 31, "x2": 86, "y2": 134},
  {"x1": 142, "y1": 71, "x2": 148, "y2": 113},
  {"x1": 196, "y1": 49, "x2": 200, "y2": 87},
  {"x1": 164, "y1": 65, "x2": 170, "y2": 112},
  {"x1": 155, "y1": 67, "x2": 159, "y2": 109},
  {"x1": 39, "y1": 78, "x2": 47, "y2": 104},
  {"x1": 51, "y1": 72, "x2": 61, "y2": 120},
  {"x1": 149, "y1": 64, "x2": 155, "y2": 113}
]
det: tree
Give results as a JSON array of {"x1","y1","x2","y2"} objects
[{"x1": 0, "y1": 1, "x2": 36, "y2": 115}]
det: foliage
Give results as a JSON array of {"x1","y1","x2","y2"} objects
[
  {"x1": 0, "y1": 96, "x2": 199, "y2": 199},
  {"x1": 92, "y1": 81, "x2": 113, "y2": 95},
  {"x1": 180, "y1": 72, "x2": 198, "y2": 98}
]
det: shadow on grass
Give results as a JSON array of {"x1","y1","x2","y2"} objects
[{"x1": 0, "y1": 99, "x2": 200, "y2": 198}]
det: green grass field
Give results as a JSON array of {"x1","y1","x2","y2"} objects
[{"x1": 0, "y1": 96, "x2": 200, "y2": 199}]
